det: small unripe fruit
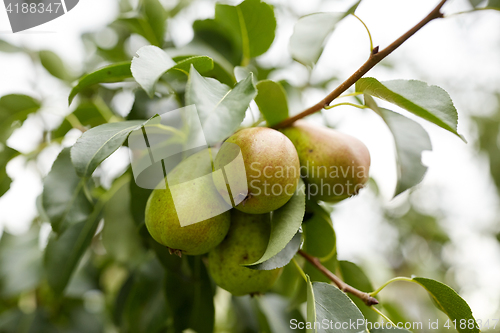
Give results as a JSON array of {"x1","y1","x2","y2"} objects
[
  {"x1": 281, "y1": 120, "x2": 370, "y2": 202},
  {"x1": 208, "y1": 210, "x2": 282, "y2": 296},
  {"x1": 145, "y1": 149, "x2": 231, "y2": 255},
  {"x1": 214, "y1": 127, "x2": 300, "y2": 214}
]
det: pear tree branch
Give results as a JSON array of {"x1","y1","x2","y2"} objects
[
  {"x1": 273, "y1": 0, "x2": 448, "y2": 129},
  {"x1": 298, "y1": 249, "x2": 379, "y2": 306}
]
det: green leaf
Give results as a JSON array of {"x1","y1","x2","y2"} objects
[
  {"x1": 246, "y1": 179, "x2": 305, "y2": 266},
  {"x1": 306, "y1": 275, "x2": 317, "y2": 333},
  {"x1": 117, "y1": 258, "x2": 169, "y2": 332},
  {"x1": 52, "y1": 102, "x2": 109, "y2": 139},
  {"x1": 467, "y1": 0, "x2": 483, "y2": 8},
  {"x1": 365, "y1": 95, "x2": 432, "y2": 196},
  {"x1": 255, "y1": 80, "x2": 289, "y2": 126},
  {"x1": 44, "y1": 207, "x2": 101, "y2": 296},
  {"x1": 164, "y1": 256, "x2": 215, "y2": 333},
  {"x1": 119, "y1": 0, "x2": 166, "y2": 47},
  {"x1": 303, "y1": 209, "x2": 336, "y2": 260},
  {"x1": 167, "y1": 39, "x2": 236, "y2": 85},
  {"x1": 0, "y1": 39, "x2": 23, "y2": 53},
  {"x1": 346, "y1": 0, "x2": 362, "y2": 15},
  {"x1": 214, "y1": 0, "x2": 276, "y2": 60},
  {"x1": 185, "y1": 66, "x2": 257, "y2": 145},
  {"x1": 68, "y1": 62, "x2": 132, "y2": 105},
  {"x1": 70, "y1": 120, "x2": 144, "y2": 177},
  {"x1": 247, "y1": 231, "x2": 302, "y2": 270},
  {"x1": 356, "y1": 78, "x2": 463, "y2": 139},
  {"x1": 338, "y1": 261, "x2": 378, "y2": 323},
  {"x1": 42, "y1": 148, "x2": 93, "y2": 233},
  {"x1": 312, "y1": 282, "x2": 367, "y2": 332},
  {"x1": 412, "y1": 277, "x2": 480, "y2": 333},
  {"x1": 191, "y1": 19, "x2": 240, "y2": 66},
  {"x1": 0, "y1": 145, "x2": 18, "y2": 198},
  {"x1": 487, "y1": 0, "x2": 500, "y2": 9},
  {"x1": 39, "y1": 50, "x2": 74, "y2": 81},
  {"x1": 0, "y1": 94, "x2": 40, "y2": 143},
  {"x1": 0, "y1": 225, "x2": 42, "y2": 298},
  {"x1": 171, "y1": 55, "x2": 214, "y2": 75},
  {"x1": 131, "y1": 46, "x2": 214, "y2": 97},
  {"x1": 131, "y1": 45, "x2": 176, "y2": 97},
  {"x1": 289, "y1": 12, "x2": 344, "y2": 67},
  {"x1": 103, "y1": 174, "x2": 145, "y2": 265},
  {"x1": 187, "y1": 257, "x2": 215, "y2": 333},
  {"x1": 143, "y1": 0, "x2": 167, "y2": 47}
]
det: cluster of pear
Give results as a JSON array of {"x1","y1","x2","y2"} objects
[{"x1": 145, "y1": 121, "x2": 370, "y2": 296}]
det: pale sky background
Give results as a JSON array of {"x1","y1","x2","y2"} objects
[{"x1": 0, "y1": 0, "x2": 499, "y2": 323}]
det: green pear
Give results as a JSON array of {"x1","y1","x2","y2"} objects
[
  {"x1": 145, "y1": 149, "x2": 231, "y2": 256},
  {"x1": 208, "y1": 210, "x2": 282, "y2": 296},
  {"x1": 280, "y1": 120, "x2": 370, "y2": 202},
  {"x1": 214, "y1": 127, "x2": 300, "y2": 214}
]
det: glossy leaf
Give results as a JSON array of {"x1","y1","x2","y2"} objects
[
  {"x1": 131, "y1": 45, "x2": 176, "y2": 97},
  {"x1": 247, "y1": 179, "x2": 305, "y2": 266},
  {"x1": 365, "y1": 95, "x2": 432, "y2": 196},
  {"x1": 255, "y1": 80, "x2": 289, "y2": 126},
  {"x1": 289, "y1": 12, "x2": 344, "y2": 67},
  {"x1": 356, "y1": 78, "x2": 463, "y2": 139},
  {"x1": 185, "y1": 66, "x2": 257, "y2": 145},
  {"x1": 39, "y1": 50, "x2": 74, "y2": 81},
  {"x1": 0, "y1": 94, "x2": 40, "y2": 143},
  {"x1": 0, "y1": 225, "x2": 42, "y2": 298},
  {"x1": 42, "y1": 148, "x2": 93, "y2": 233},
  {"x1": 131, "y1": 46, "x2": 214, "y2": 97},
  {"x1": 312, "y1": 282, "x2": 367, "y2": 332},
  {"x1": 171, "y1": 55, "x2": 214, "y2": 75},
  {"x1": 413, "y1": 277, "x2": 480, "y2": 333},
  {"x1": 68, "y1": 62, "x2": 132, "y2": 105},
  {"x1": 214, "y1": 0, "x2": 276, "y2": 60},
  {"x1": 247, "y1": 230, "x2": 302, "y2": 270},
  {"x1": 71, "y1": 120, "x2": 144, "y2": 177},
  {"x1": 0, "y1": 146, "x2": 18, "y2": 198},
  {"x1": 338, "y1": 261, "x2": 378, "y2": 323}
]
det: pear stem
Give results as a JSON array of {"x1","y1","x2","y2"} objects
[
  {"x1": 273, "y1": 0, "x2": 448, "y2": 129},
  {"x1": 298, "y1": 249, "x2": 379, "y2": 306}
]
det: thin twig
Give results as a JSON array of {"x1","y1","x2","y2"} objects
[
  {"x1": 273, "y1": 0, "x2": 448, "y2": 129},
  {"x1": 298, "y1": 249, "x2": 379, "y2": 306}
]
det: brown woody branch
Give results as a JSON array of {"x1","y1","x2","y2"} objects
[
  {"x1": 298, "y1": 249, "x2": 379, "y2": 307},
  {"x1": 273, "y1": 0, "x2": 448, "y2": 129}
]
